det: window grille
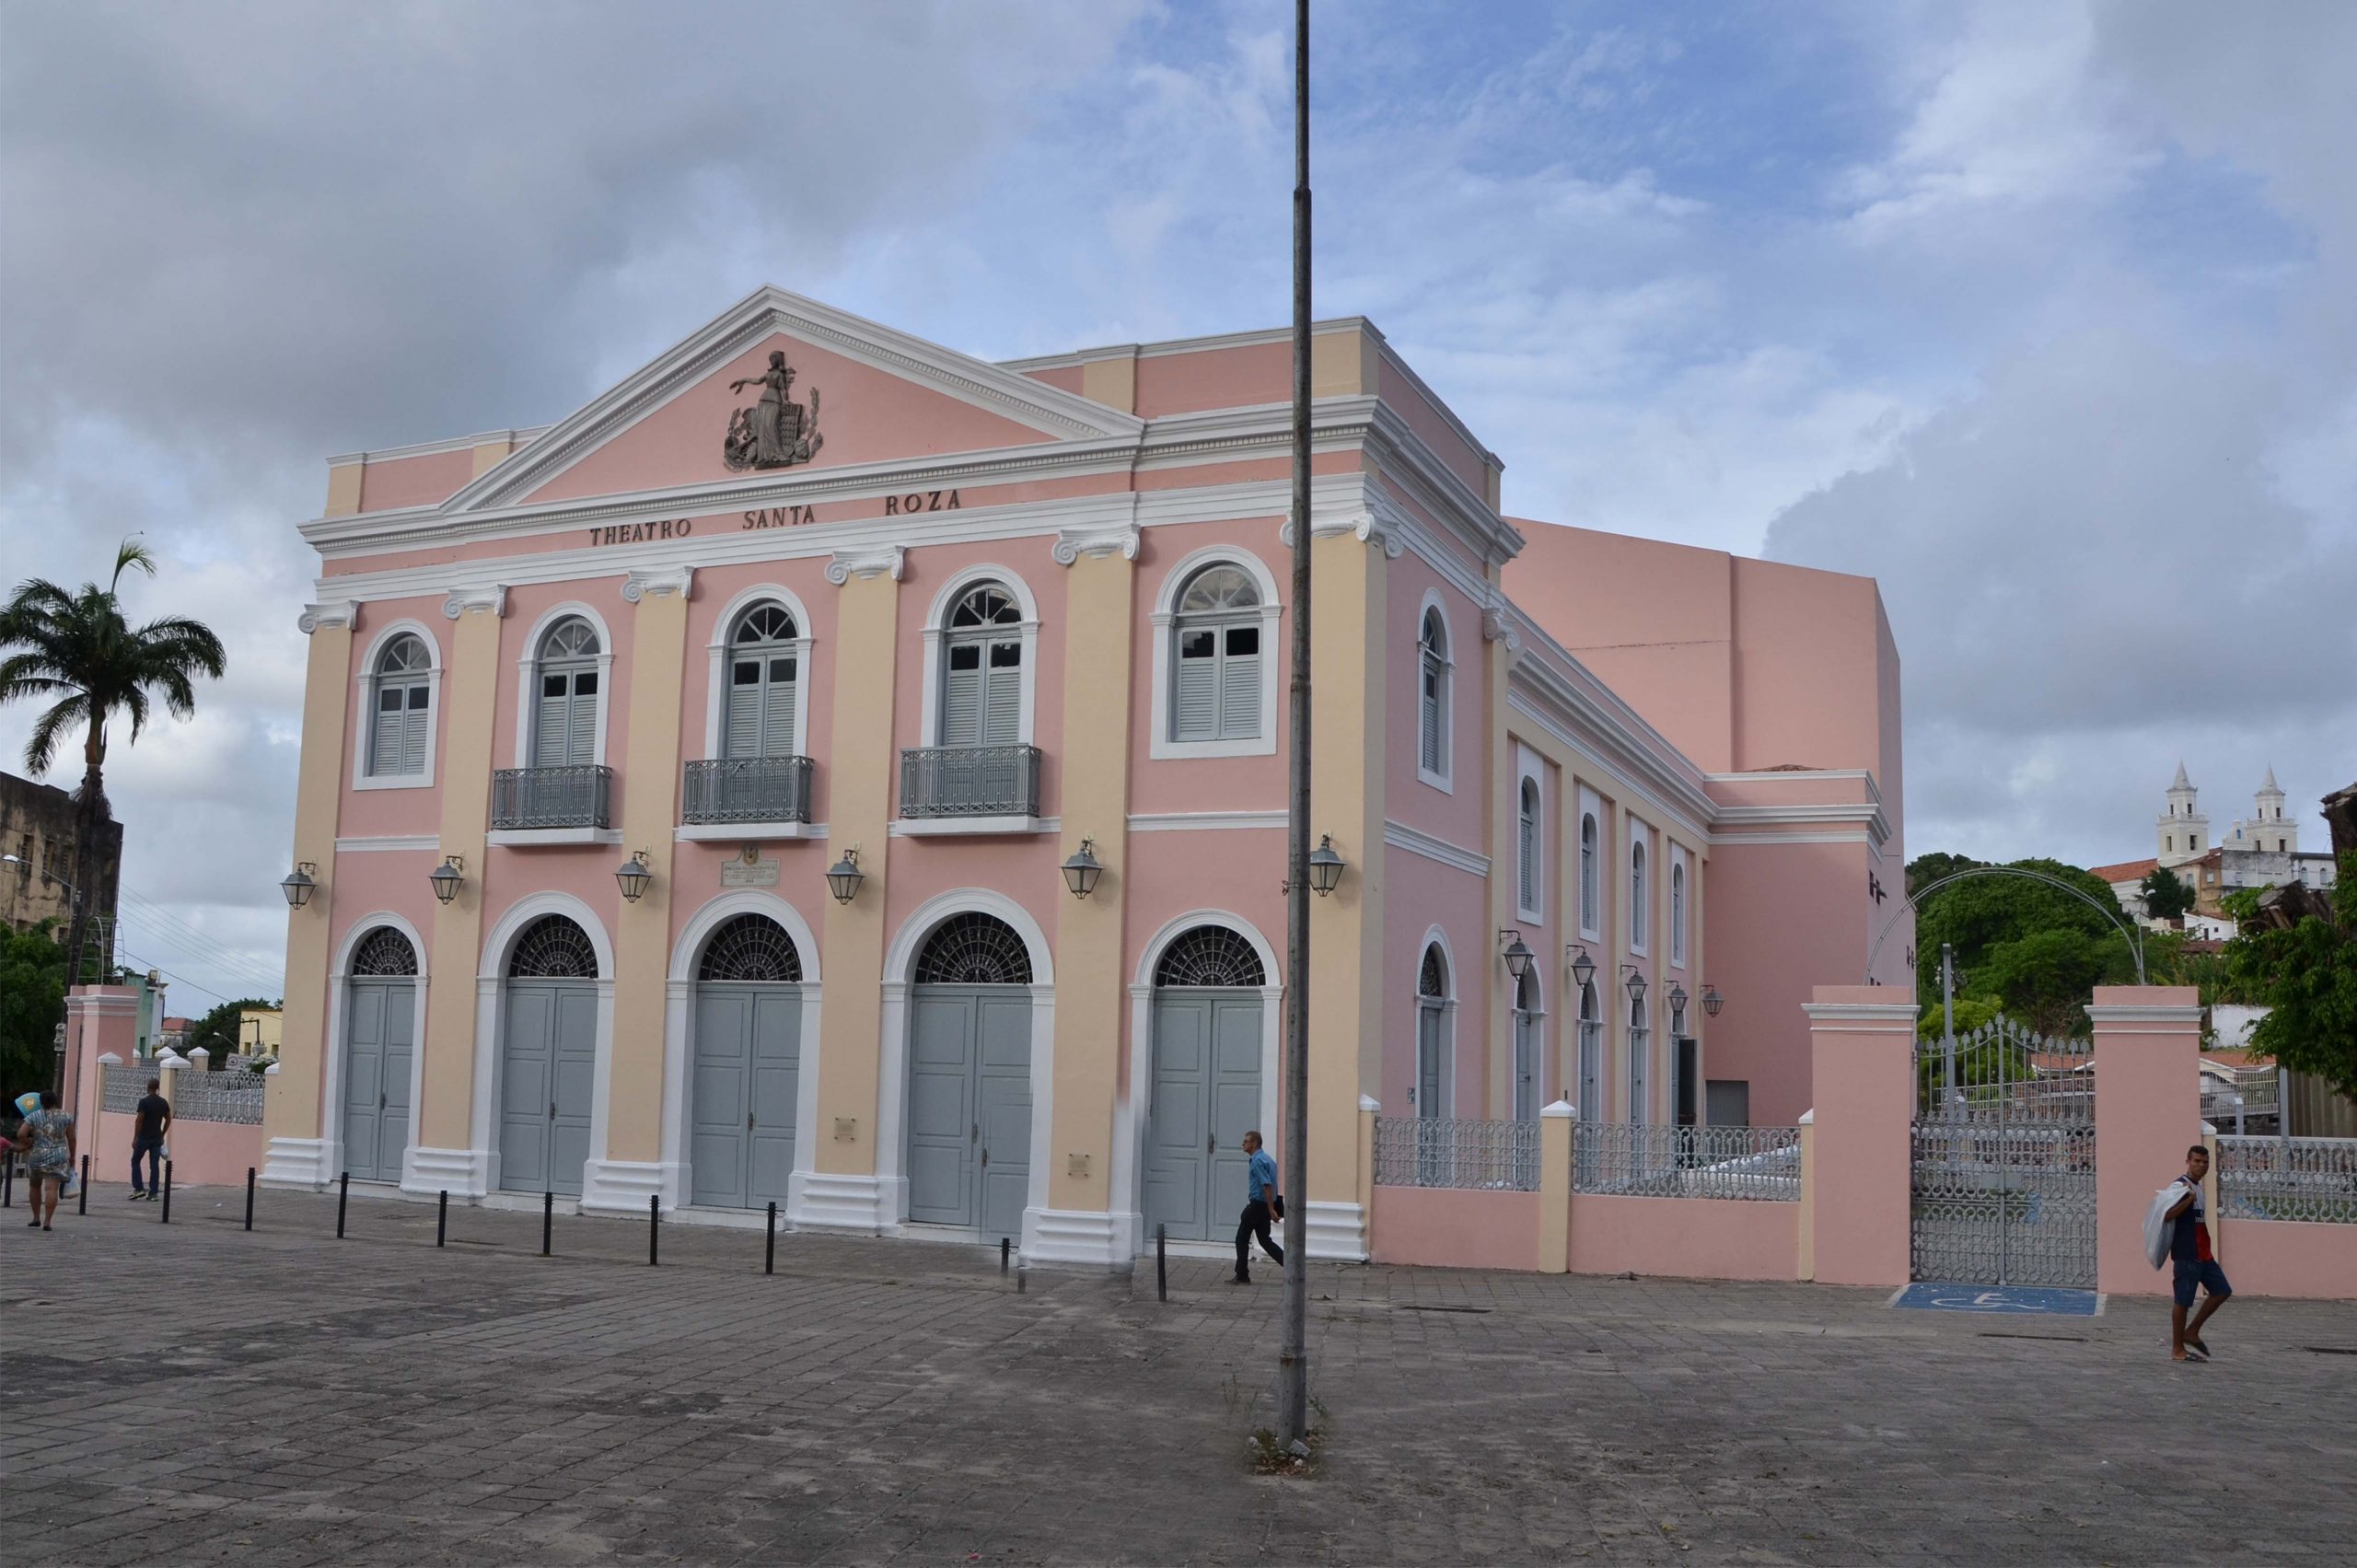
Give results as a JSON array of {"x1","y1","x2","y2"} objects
[
  {"x1": 1153, "y1": 925, "x2": 1266, "y2": 989},
  {"x1": 1419, "y1": 944, "x2": 1447, "y2": 999},
  {"x1": 697, "y1": 913, "x2": 802, "y2": 982},
  {"x1": 912, "y1": 912, "x2": 1032, "y2": 985},
  {"x1": 351, "y1": 926, "x2": 419, "y2": 977},
  {"x1": 507, "y1": 915, "x2": 598, "y2": 979}
]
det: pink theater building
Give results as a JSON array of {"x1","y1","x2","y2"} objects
[{"x1": 263, "y1": 287, "x2": 1905, "y2": 1267}]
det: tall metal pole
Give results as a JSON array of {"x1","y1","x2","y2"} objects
[
  {"x1": 1940, "y1": 943, "x2": 1956, "y2": 1100},
  {"x1": 1276, "y1": 0, "x2": 1314, "y2": 1452}
]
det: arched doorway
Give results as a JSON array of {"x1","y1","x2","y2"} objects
[
  {"x1": 1511, "y1": 970, "x2": 1542, "y2": 1122},
  {"x1": 905, "y1": 912, "x2": 1032, "y2": 1237},
  {"x1": 689, "y1": 913, "x2": 804, "y2": 1211},
  {"x1": 343, "y1": 926, "x2": 417, "y2": 1184},
  {"x1": 499, "y1": 914, "x2": 599, "y2": 1196},
  {"x1": 1144, "y1": 925, "x2": 1266, "y2": 1242}
]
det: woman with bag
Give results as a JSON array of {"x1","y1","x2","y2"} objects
[{"x1": 10, "y1": 1090, "x2": 77, "y2": 1232}]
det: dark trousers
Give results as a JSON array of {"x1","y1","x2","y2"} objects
[
  {"x1": 131, "y1": 1138, "x2": 162, "y2": 1194},
  {"x1": 1235, "y1": 1199, "x2": 1283, "y2": 1276}
]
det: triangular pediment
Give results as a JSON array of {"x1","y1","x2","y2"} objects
[{"x1": 445, "y1": 286, "x2": 1141, "y2": 513}]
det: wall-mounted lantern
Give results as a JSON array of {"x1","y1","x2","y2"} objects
[
  {"x1": 1622, "y1": 964, "x2": 1648, "y2": 1005},
  {"x1": 429, "y1": 855, "x2": 464, "y2": 906},
  {"x1": 280, "y1": 862, "x2": 318, "y2": 910},
  {"x1": 1061, "y1": 838, "x2": 1105, "y2": 900},
  {"x1": 1307, "y1": 834, "x2": 1345, "y2": 897},
  {"x1": 614, "y1": 849, "x2": 653, "y2": 903},
  {"x1": 1567, "y1": 943, "x2": 1596, "y2": 990},
  {"x1": 1701, "y1": 983, "x2": 1724, "y2": 1017},
  {"x1": 1666, "y1": 981, "x2": 1689, "y2": 1016},
  {"x1": 1498, "y1": 929, "x2": 1535, "y2": 983},
  {"x1": 825, "y1": 847, "x2": 865, "y2": 905}
]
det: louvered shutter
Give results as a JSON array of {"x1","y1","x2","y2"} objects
[
  {"x1": 1174, "y1": 629, "x2": 1217, "y2": 741},
  {"x1": 982, "y1": 642, "x2": 1021, "y2": 744},
  {"x1": 764, "y1": 657, "x2": 796, "y2": 756},
  {"x1": 1420, "y1": 658, "x2": 1443, "y2": 773},
  {"x1": 1220, "y1": 626, "x2": 1259, "y2": 738},
  {"x1": 943, "y1": 645, "x2": 981, "y2": 747},
  {"x1": 566, "y1": 671, "x2": 598, "y2": 766},
  {"x1": 1518, "y1": 796, "x2": 1538, "y2": 910},
  {"x1": 725, "y1": 661, "x2": 761, "y2": 758},
  {"x1": 536, "y1": 674, "x2": 568, "y2": 766},
  {"x1": 372, "y1": 687, "x2": 405, "y2": 776},
  {"x1": 400, "y1": 685, "x2": 430, "y2": 775}
]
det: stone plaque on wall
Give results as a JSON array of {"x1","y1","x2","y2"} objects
[{"x1": 719, "y1": 846, "x2": 781, "y2": 889}]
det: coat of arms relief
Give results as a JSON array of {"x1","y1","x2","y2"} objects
[{"x1": 724, "y1": 348, "x2": 823, "y2": 471}]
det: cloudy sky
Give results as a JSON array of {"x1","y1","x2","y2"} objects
[{"x1": 3, "y1": 0, "x2": 2351, "y2": 1009}]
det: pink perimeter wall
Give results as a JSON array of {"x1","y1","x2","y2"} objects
[
  {"x1": 1568, "y1": 1194, "x2": 1799, "y2": 1282},
  {"x1": 2218, "y1": 1220, "x2": 2357, "y2": 1301},
  {"x1": 1371, "y1": 1187, "x2": 1540, "y2": 1272}
]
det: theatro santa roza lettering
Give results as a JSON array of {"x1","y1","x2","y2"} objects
[{"x1": 258, "y1": 286, "x2": 1905, "y2": 1279}]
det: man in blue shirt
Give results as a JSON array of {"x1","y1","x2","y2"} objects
[
  {"x1": 1234, "y1": 1130, "x2": 1283, "y2": 1284},
  {"x1": 2163, "y1": 1143, "x2": 2231, "y2": 1361}
]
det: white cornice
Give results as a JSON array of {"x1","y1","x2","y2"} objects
[
  {"x1": 333, "y1": 834, "x2": 439, "y2": 853},
  {"x1": 1127, "y1": 810, "x2": 1287, "y2": 832},
  {"x1": 441, "y1": 584, "x2": 509, "y2": 621},
  {"x1": 297, "y1": 600, "x2": 359, "y2": 634},
  {"x1": 826, "y1": 546, "x2": 904, "y2": 585},
  {"x1": 2084, "y1": 1004, "x2": 2203, "y2": 1026},
  {"x1": 1504, "y1": 683, "x2": 1714, "y2": 846},
  {"x1": 1051, "y1": 520, "x2": 1141, "y2": 565},
  {"x1": 1715, "y1": 801, "x2": 1890, "y2": 845},
  {"x1": 1799, "y1": 1002, "x2": 1920, "y2": 1025},
  {"x1": 1382, "y1": 819, "x2": 1490, "y2": 877},
  {"x1": 621, "y1": 565, "x2": 695, "y2": 603}
]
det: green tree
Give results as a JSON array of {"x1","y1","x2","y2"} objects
[
  {"x1": 0, "y1": 921, "x2": 70, "y2": 1097},
  {"x1": 186, "y1": 997, "x2": 282, "y2": 1064},
  {"x1": 2140, "y1": 865, "x2": 2196, "y2": 923},
  {"x1": 1906, "y1": 852, "x2": 1986, "y2": 900},
  {"x1": 1908, "y1": 856, "x2": 2140, "y2": 1037},
  {"x1": 2222, "y1": 854, "x2": 2357, "y2": 1098},
  {"x1": 0, "y1": 540, "x2": 227, "y2": 993}
]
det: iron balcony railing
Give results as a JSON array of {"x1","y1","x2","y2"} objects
[
  {"x1": 682, "y1": 755, "x2": 814, "y2": 825},
  {"x1": 2216, "y1": 1134, "x2": 2357, "y2": 1225},
  {"x1": 491, "y1": 765, "x2": 613, "y2": 830},
  {"x1": 899, "y1": 744, "x2": 1042, "y2": 820},
  {"x1": 1573, "y1": 1122, "x2": 1803, "y2": 1202},
  {"x1": 1373, "y1": 1117, "x2": 1540, "y2": 1191}
]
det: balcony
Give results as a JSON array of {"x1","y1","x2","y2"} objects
[
  {"x1": 490, "y1": 765, "x2": 613, "y2": 840},
  {"x1": 898, "y1": 744, "x2": 1043, "y2": 831},
  {"x1": 680, "y1": 755, "x2": 815, "y2": 839}
]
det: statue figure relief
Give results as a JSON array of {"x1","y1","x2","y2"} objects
[{"x1": 724, "y1": 348, "x2": 823, "y2": 471}]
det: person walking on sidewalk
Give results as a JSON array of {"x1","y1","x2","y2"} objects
[
  {"x1": 1232, "y1": 1130, "x2": 1284, "y2": 1284},
  {"x1": 129, "y1": 1078, "x2": 170, "y2": 1200},
  {"x1": 2165, "y1": 1144, "x2": 2232, "y2": 1362},
  {"x1": 9, "y1": 1091, "x2": 76, "y2": 1232}
]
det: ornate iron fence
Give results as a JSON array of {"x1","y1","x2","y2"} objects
[
  {"x1": 491, "y1": 765, "x2": 613, "y2": 830},
  {"x1": 1572, "y1": 1122, "x2": 1802, "y2": 1201},
  {"x1": 101, "y1": 1063, "x2": 263, "y2": 1125},
  {"x1": 1374, "y1": 1117, "x2": 1539, "y2": 1191},
  {"x1": 100, "y1": 1063, "x2": 147, "y2": 1114},
  {"x1": 1911, "y1": 1014, "x2": 2096, "y2": 1287},
  {"x1": 899, "y1": 745, "x2": 1042, "y2": 819},
  {"x1": 682, "y1": 755, "x2": 814, "y2": 824},
  {"x1": 2216, "y1": 1134, "x2": 2357, "y2": 1225}
]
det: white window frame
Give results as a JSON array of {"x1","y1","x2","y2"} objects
[
  {"x1": 351, "y1": 619, "x2": 442, "y2": 792},
  {"x1": 512, "y1": 601, "x2": 614, "y2": 769},
  {"x1": 1415, "y1": 591, "x2": 1454, "y2": 794},
  {"x1": 702, "y1": 584, "x2": 815, "y2": 761},
  {"x1": 917, "y1": 564, "x2": 1039, "y2": 749},
  {"x1": 1577, "y1": 786, "x2": 1602, "y2": 941},
  {"x1": 1148, "y1": 545, "x2": 1283, "y2": 760},
  {"x1": 1511, "y1": 969, "x2": 1545, "y2": 1121},
  {"x1": 1669, "y1": 845, "x2": 1689, "y2": 970},
  {"x1": 1413, "y1": 925, "x2": 1457, "y2": 1121},
  {"x1": 1628, "y1": 822, "x2": 1651, "y2": 957},
  {"x1": 1514, "y1": 744, "x2": 1544, "y2": 923}
]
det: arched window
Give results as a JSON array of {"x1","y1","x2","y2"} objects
[
  {"x1": 532, "y1": 617, "x2": 601, "y2": 768},
  {"x1": 1170, "y1": 564, "x2": 1262, "y2": 742},
  {"x1": 1417, "y1": 608, "x2": 1450, "y2": 784},
  {"x1": 1630, "y1": 837, "x2": 1649, "y2": 954},
  {"x1": 724, "y1": 603, "x2": 800, "y2": 759},
  {"x1": 697, "y1": 913, "x2": 802, "y2": 982},
  {"x1": 941, "y1": 585, "x2": 1023, "y2": 748},
  {"x1": 1576, "y1": 981, "x2": 1602, "y2": 1122},
  {"x1": 1512, "y1": 969, "x2": 1542, "y2": 1121},
  {"x1": 1670, "y1": 859, "x2": 1688, "y2": 967},
  {"x1": 1517, "y1": 778, "x2": 1541, "y2": 915},
  {"x1": 1628, "y1": 995, "x2": 1651, "y2": 1123},
  {"x1": 1415, "y1": 943, "x2": 1449, "y2": 1120},
  {"x1": 507, "y1": 915, "x2": 598, "y2": 979},
  {"x1": 1154, "y1": 925, "x2": 1267, "y2": 989},
  {"x1": 366, "y1": 633, "x2": 433, "y2": 778},
  {"x1": 1579, "y1": 813, "x2": 1598, "y2": 935},
  {"x1": 352, "y1": 925, "x2": 419, "y2": 976},
  {"x1": 913, "y1": 912, "x2": 1033, "y2": 985}
]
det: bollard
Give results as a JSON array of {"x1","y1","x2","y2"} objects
[
  {"x1": 765, "y1": 1201, "x2": 777, "y2": 1276},
  {"x1": 648, "y1": 1192, "x2": 660, "y2": 1266},
  {"x1": 79, "y1": 1154, "x2": 90, "y2": 1214},
  {"x1": 162, "y1": 1161, "x2": 173, "y2": 1225},
  {"x1": 541, "y1": 1190, "x2": 553, "y2": 1257},
  {"x1": 244, "y1": 1168, "x2": 256, "y2": 1231},
  {"x1": 337, "y1": 1171, "x2": 349, "y2": 1238},
  {"x1": 1016, "y1": 1264, "x2": 1027, "y2": 1295},
  {"x1": 4, "y1": 1147, "x2": 14, "y2": 1207},
  {"x1": 436, "y1": 1190, "x2": 448, "y2": 1248},
  {"x1": 1156, "y1": 1223, "x2": 1167, "y2": 1303},
  {"x1": 1001, "y1": 1236, "x2": 1011, "y2": 1275}
]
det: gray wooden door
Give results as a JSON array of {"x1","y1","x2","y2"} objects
[
  {"x1": 1417, "y1": 1004, "x2": 1445, "y2": 1118},
  {"x1": 342, "y1": 977, "x2": 413, "y2": 1184},
  {"x1": 905, "y1": 986, "x2": 1030, "y2": 1235},
  {"x1": 1144, "y1": 992, "x2": 1261, "y2": 1242},
  {"x1": 690, "y1": 984, "x2": 800, "y2": 1209},
  {"x1": 500, "y1": 979, "x2": 597, "y2": 1195},
  {"x1": 1513, "y1": 1009, "x2": 1539, "y2": 1121}
]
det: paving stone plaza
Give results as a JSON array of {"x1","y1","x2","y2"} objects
[{"x1": 3, "y1": 1181, "x2": 2351, "y2": 1566}]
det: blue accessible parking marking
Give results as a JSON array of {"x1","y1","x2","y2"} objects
[{"x1": 1892, "y1": 1283, "x2": 2102, "y2": 1316}]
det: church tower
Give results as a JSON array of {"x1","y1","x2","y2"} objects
[
  {"x1": 2157, "y1": 761, "x2": 2208, "y2": 868},
  {"x1": 2232, "y1": 765, "x2": 2296, "y2": 854}
]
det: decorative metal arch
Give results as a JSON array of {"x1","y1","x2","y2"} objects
[
  {"x1": 507, "y1": 915, "x2": 599, "y2": 979},
  {"x1": 697, "y1": 913, "x2": 803, "y2": 982},
  {"x1": 351, "y1": 926, "x2": 418, "y2": 977},
  {"x1": 1154, "y1": 925, "x2": 1267, "y2": 989},
  {"x1": 1866, "y1": 866, "x2": 2146, "y2": 985},
  {"x1": 912, "y1": 912, "x2": 1033, "y2": 986},
  {"x1": 1419, "y1": 944, "x2": 1448, "y2": 999}
]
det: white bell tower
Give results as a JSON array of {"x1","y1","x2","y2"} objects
[
  {"x1": 2157, "y1": 761, "x2": 2208, "y2": 868},
  {"x1": 2233, "y1": 765, "x2": 2296, "y2": 854}
]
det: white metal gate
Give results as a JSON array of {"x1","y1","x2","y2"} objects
[{"x1": 1910, "y1": 1016, "x2": 2096, "y2": 1287}]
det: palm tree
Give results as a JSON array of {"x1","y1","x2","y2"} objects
[{"x1": 0, "y1": 540, "x2": 227, "y2": 987}]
